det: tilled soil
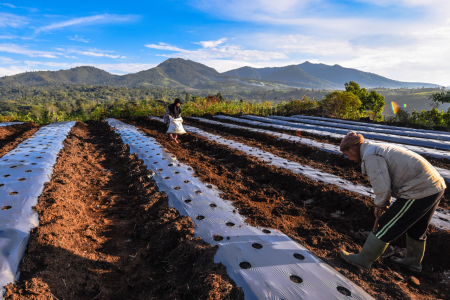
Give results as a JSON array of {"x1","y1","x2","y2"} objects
[
  {"x1": 186, "y1": 117, "x2": 450, "y2": 210},
  {"x1": 5, "y1": 121, "x2": 243, "y2": 300},
  {"x1": 0, "y1": 122, "x2": 40, "y2": 158},
  {"x1": 128, "y1": 117, "x2": 450, "y2": 300},
  {"x1": 215, "y1": 116, "x2": 450, "y2": 171}
]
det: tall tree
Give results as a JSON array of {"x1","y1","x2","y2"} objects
[
  {"x1": 320, "y1": 91, "x2": 362, "y2": 119},
  {"x1": 429, "y1": 91, "x2": 450, "y2": 104},
  {"x1": 345, "y1": 81, "x2": 385, "y2": 119}
]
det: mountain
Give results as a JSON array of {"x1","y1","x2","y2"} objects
[
  {"x1": 224, "y1": 62, "x2": 440, "y2": 89},
  {"x1": 0, "y1": 66, "x2": 118, "y2": 86},
  {"x1": 297, "y1": 62, "x2": 438, "y2": 89},
  {"x1": 0, "y1": 58, "x2": 440, "y2": 90},
  {"x1": 224, "y1": 66, "x2": 283, "y2": 79},
  {"x1": 263, "y1": 65, "x2": 337, "y2": 87}
]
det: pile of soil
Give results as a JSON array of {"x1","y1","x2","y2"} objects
[
  {"x1": 127, "y1": 117, "x2": 450, "y2": 300},
  {"x1": 5, "y1": 121, "x2": 243, "y2": 300},
  {"x1": 0, "y1": 122, "x2": 40, "y2": 158}
]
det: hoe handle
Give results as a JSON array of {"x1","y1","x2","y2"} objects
[{"x1": 372, "y1": 218, "x2": 379, "y2": 233}]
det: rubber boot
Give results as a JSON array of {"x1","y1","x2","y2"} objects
[
  {"x1": 340, "y1": 232, "x2": 389, "y2": 270},
  {"x1": 390, "y1": 235, "x2": 425, "y2": 272}
]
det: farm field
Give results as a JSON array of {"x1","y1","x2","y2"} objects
[{"x1": 1, "y1": 117, "x2": 450, "y2": 300}]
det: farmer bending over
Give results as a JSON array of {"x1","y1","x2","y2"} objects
[
  {"x1": 339, "y1": 132, "x2": 446, "y2": 271},
  {"x1": 163, "y1": 98, "x2": 182, "y2": 143}
]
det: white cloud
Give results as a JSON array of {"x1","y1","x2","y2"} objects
[
  {"x1": 145, "y1": 40, "x2": 287, "y2": 62},
  {"x1": 0, "y1": 44, "x2": 59, "y2": 58},
  {"x1": 339, "y1": 21, "x2": 450, "y2": 85},
  {"x1": 191, "y1": 0, "x2": 310, "y2": 19},
  {"x1": 91, "y1": 63, "x2": 156, "y2": 74},
  {"x1": 145, "y1": 43, "x2": 184, "y2": 51},
  {"x1": 65, "y1": 48, "x2": 123, "y2": 59},
  {"x1": 0, "y1": 3, "x2": 38, "y2": 12},
  {"x1": 68, "y1": 35, "x2": 90, "y2": 43},
  {"x1": 0, "y1": 34, "x2": 33, "y2": 40},
  {"x1": 0, "y1": 55, "x2": 19, "y2": 64},
  {"x1": 35, "y1": 14, "x2": 140, "y2": 33},
  {"x1": 0, "y1": 12, "x2": 28, "y2": 27},
  {"x1": 195, "y1": 38, "x2": 227, "y2": 48},
  {"x1": 0, "y1": 3, "x2": 15, "y2": 8},
  {"x1": 268, "y1": 34, "x2": 353, "y2": 56},
  {"x1": 71, "y1": 50, "x2": 120, "y2": 59}
]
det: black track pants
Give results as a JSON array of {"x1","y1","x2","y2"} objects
[{"x1": 375, "y1": 190, "x2": 445, "y2": 243}]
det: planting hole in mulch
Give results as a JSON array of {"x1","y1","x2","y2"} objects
[
  {"x1": 337, "y1": 286, "x2": 352, "y2": 296},
  {"x1": 213, "y1": 235, "x2": 224, "y2": 241},
  {"x1": 290, "y1": 275, "x2": 303, "y2": 284},
  {"x1": 1, "y1": 206, "x2": 12, "y2": 210},
  {"x1": 252, "y1": 243, "x2": 263, "y2": 249},
  {"x1": 293, "y1": 253, "x2": 305, "y2": 260},
  {"x1": 239, "y1": 262, "x2": 251, "y2": 269},
  {"x1": 196, "y1": 215, "x2": 205, "y2": 220}
]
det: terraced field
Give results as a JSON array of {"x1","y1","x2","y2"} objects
[{"x1": 1, "y1": 117, "x2": 449, "y2": 300}]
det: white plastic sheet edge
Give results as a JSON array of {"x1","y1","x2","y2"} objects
[
  {"x1": 0, "y1": 121, "x2": 75, "y2": 296},
  {"x1": 282, "y1": 116, "x2": 450, "y2": 141},
  {"x1": 238, "y1": 115, "x2": 450, "y2": 160},
  {"x1": 151, "y1": 117, "x2": 450, "y2": 231},
  {"x1": 198, "y1": 117, "x2": 450, "y2": 184},
  {"x1": 292, "y1": 115, "x2": 450, "y2": 138},
  {"x1": 0, "y1": 122, "x2": 23, "y2": 127},
  {"x1": 109, "y1": 118, "x2": 375, "y2": 300},
  {"x1": 267, "y1": 116, "x2": 450, "y2": 150}
]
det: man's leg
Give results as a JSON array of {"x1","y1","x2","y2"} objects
[
  {"x1": 376, "y1": 191, "x2": 444, "y2": 243},
  {"x1": 390, "y1": 191, "x2": 444, "y2": 271},
  {"x1": 340, "y1": 191, "x2": 444, "y2": 270}
]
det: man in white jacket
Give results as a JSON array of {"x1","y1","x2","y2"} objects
[{"x1": 339, "y1": 132, "x2": 446, "y2": 271}]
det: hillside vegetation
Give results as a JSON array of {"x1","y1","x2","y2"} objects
[
  {"x1": 0, "y1": 58, "x2": 440, "y2": 90},
  {"x1": 1, "y1": 83, "x2": 449, "y2": 130}
]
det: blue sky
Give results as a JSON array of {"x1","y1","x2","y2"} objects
[{"x1": 1, "y1": 0, "x2": 449, "y2": 85}]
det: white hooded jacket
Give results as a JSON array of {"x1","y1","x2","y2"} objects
[{"x1": 360, "y1": 141, "x2": 446, "y2": 207}]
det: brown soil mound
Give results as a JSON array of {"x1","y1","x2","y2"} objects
[
  {"x1": 127, "y1": 117, "x2": 450, "y2": 300},
  {"x1": 0, "y1": 122, "x2": 40, "y2": 158},
  {"x1": 5, "y1": 121, "x2": 243, "y2": 300}
]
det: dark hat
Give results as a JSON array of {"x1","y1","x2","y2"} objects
[{"x1": 340, "y1": 132, "x2": 364, "y2": 151}]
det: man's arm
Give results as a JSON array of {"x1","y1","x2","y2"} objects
[{"x1": 364, "y1": 154, "x2": 392, "y2": 207}]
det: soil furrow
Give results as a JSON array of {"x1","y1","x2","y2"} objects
[
  {"x1": 127, "y1": 117, "x2": 450, "y2": 300},
  {"x1": 215, "y1": 117, "x2": 450, "y2": 171},
  {"x1": 186, "y1": 118, "x2": 450, "y2": 210},
  {"x1": 5, "y1": 121, "x2": 243, "y2": 300},
  {"x1": 0, "y1": 122, "x2": 40, "y2": 158}
]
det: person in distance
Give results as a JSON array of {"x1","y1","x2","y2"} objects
[
  {"x1": 163, "y1": 98, "x2": 182, "y2": 143},
  {"x1": 339, "y1": 131, "x2": 446, "y2": 272}
]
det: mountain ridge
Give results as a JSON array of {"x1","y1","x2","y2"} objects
[
  {"x1": 224, "y1": 61, "x2": 439, "y2": 89},
  {"x1": 0, "y1": 58, "x2": 439, "y2": 90}
]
